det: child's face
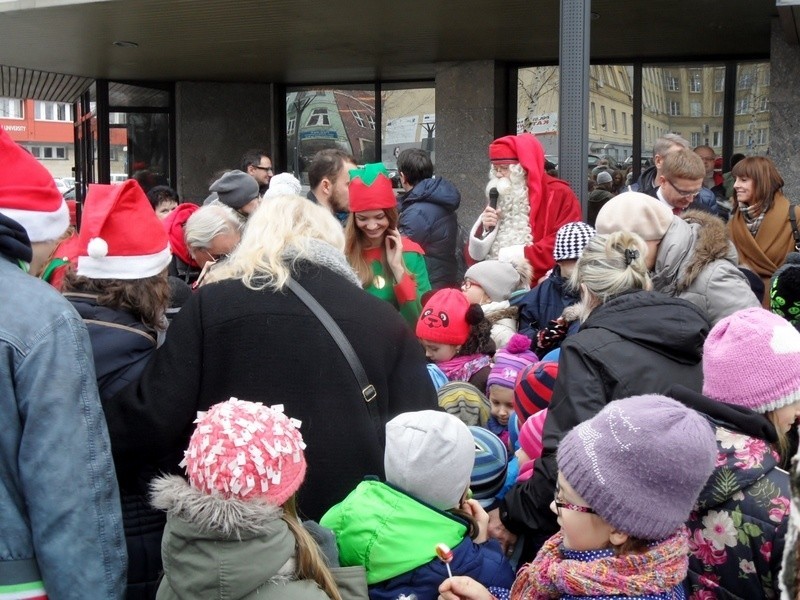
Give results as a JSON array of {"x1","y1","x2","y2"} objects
[
  {"x1": 557, "y1": 259, "x2": 577, "y2": 279},
  {"x1": 419, "y1": 339, "x2": 459, "y2": 363},
  {"x1": 551, "y1": 473, "x2": 615, "y2": 551},
  {"x1": 461, "y1": 278, "x2": 488, "y2": 305},
  {"x1": 488, "y1": 385, "x2": 514, "y2": 426}
]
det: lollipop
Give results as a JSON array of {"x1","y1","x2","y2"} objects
[{"x1": 435, "y1": 542, "x2": 454, "y2": 578}]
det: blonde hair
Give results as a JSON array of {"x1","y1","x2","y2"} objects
[
  {"x1": 210, "y1": 194, "x2": 345, "y2": 291},
  {"x1": 767, "y1": 412, "x2": 792, "y2": 464},
  {"x1": 570, "y1": 231, "x2": 652, "y2": 320},
  {"x1": 282, "y1": 496, "x2": 342, "y2": 600}
]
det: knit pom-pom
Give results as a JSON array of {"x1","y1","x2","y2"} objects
[
  {"x1": 87, "y1": 237, "x2": 108, "y2": 259},
  {"x1": 506, "y1": 333, "x2": 532, "y2": 354},
  {"x1": 465, "y1": 303, "x2": 485, "y2": 326}
]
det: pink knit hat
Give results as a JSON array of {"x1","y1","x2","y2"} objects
[
  {"x1": 703, "y1": 307, "x2": 800, "y2": 413},
  {"x1": 181, "y1": 398, "x2": 307, "y2": 505},
  {"x1": 486, "y1": 333, "x2": 538, "y2": 390}
]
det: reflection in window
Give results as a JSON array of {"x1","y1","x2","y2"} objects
[
  {"x1": 307, "y1": 108, "x2": 330, "y2": 127},
  {"x1": 0, "y1": 97, "x2": 24, "y2": 119},
  {"x1": 381, "y1": 85, "x2": 435, "y2": 168},
  {"x1": 690, "y1": 102, "x2": 702, "y2": 118},
  {"x1": 666, "y1": 72, "x2": 680, "y2": 91},
  {"x1": 690, "y1": 70, "x2": 702, "y2": 93},
  {"x1": 735, "y1": 99, "x2": 749, "y2": 115},
  {"x1": 590, "y1": 103, "x2": 597, "y2": 129},
  {"x1": 34, "y1": 101, "x2": 72, "y2": 122},
  {"x1": 669, "y1": 100, "x2": 681, "y2": 116},
  {"x1": 714, "y1": 68, "x2": 725, "y2": 92},
  {"x1": 733, "y1": 62, "x2": 770, "y2": 155}
]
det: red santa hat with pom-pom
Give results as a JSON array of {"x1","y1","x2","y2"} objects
[
  {"x1": 76, "y1": 180, "x2": 171, "y2": 279},
  {"x1": 0, "y1": 128, "x2": 69, "y2": 242}
]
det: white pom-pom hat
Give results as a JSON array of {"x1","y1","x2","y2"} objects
[{"x1": 76, "y1": 180, "x2": 171, "y2": 279}]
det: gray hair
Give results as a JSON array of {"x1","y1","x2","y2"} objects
[
  {"x1": 184, "y1": 204, "x2": 244, "y2": 250},
  {"x1": 569, "y1": 231, "x2": 651, "y2": 321},
  {"x1": 653, "y1": 133, "x2": 690, "y2": 157}
]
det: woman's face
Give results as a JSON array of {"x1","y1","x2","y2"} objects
[
  {"x1": 771, "y1": 401, "x2": 800, "y2": 433},
  {"x1": 734, "y1": 176, "x2": 755, "y2": 205},
  {"x1": 155, "y1": 200, "x2": 178, "y2": 220},
  {"x1": 355, "y1": 210, "x2": 389, "y2": 246}
]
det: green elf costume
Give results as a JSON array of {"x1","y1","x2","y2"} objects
[{"x1": 348, "y1": 163, "x2": 431, "y2": 326}]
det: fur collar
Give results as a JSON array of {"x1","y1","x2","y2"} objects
[
  {"x1": 485, "y1": 304, "x2": 519, "y2": 324},
  {"x1": 150, "y1": 475, "x2": 284, "y2": 538},
  {"x1": 282, "y1": 238, "x2": 361, "y2": 287},
  {"x1": 677, "y1": 209, "x2": 736, "y2": 292}
]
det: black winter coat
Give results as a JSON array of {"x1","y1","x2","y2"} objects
[
  {"x1": 65, "y1": 292, "x2": 164, "y2": 600},
  {"x1": 500, "y1": 290, "x2": 710, "y2": 562},
  {"x1": 104, "y1": 260, "x2": 438, "y2": 521},
  {"x1": 398, "y1": 177, "x2": 461, "y2": 290}
]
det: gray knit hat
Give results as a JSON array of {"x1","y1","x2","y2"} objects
[
  {"x1": 557, "y1": 395, "x2": 716, "y2": 540},
  {"x1": 209, "y1": 170, "x2": 259, "y2": 210},
  {"x1": 384, "y1": 410, "x2": 474, "y2": 510},
  {"x1": 464, "y1": 260, "x2": 523, "y2": 302}
]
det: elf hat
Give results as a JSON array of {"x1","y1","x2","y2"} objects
[
  {"x1": 76, "y1": 180, "x2": 171, "y2": 279},
  {"x1": 0, "y1": 128, "x2": 69, "y2": 242},
  {"x1": 348, "y1": 163, "x2": 396, "y2": 213}
]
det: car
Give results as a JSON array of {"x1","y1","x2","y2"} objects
[{"x1": 53, "y1": 178, "x2": 69, "y2": 194}]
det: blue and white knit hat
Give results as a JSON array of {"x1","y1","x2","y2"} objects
[
  {"x1": 553, "y1": 221, "x2": 596, "y2": 262},
  {"x1": 469, "y1": 426, "x2": 509, "y2": 509}
]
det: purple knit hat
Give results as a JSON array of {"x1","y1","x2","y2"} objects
[
  {"x1": 487, "y1": 333, "x2": 538, "y2": 390},
  {"x1": 557, "y1": 395, "x2": 716, "y2": 540},
  {"x1": 703, "y1": 307, "x2": 800, "y2": 413}
]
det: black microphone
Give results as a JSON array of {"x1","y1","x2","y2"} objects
[{"x1": 486, "y1": 187, "x2": 499, "y2": 234}]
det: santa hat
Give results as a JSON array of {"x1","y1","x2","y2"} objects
[
  {"x1": 348, "y1": 163, "x2": 396, "y2": 212},
  {"x1": 488, "y1": 133, "x2": 544, "y2": 212},
  {"x1": 76, "y1": 180, "x2": 171, "y2": 279},
  {"x1": 0, "y1": 128, "x2": 69, "y2": 242}
]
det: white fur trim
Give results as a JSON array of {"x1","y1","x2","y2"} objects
[
  {"x1": 498, "y1": 244, "x2": 525, "y2": 262},
  {"x1": 468, "y1": 217, "x2": 496, "y2": 261},
  {"x1": 0, "y1": 201, "x2": 69, "y2": 243},
  {"x1": 77, "y1": 245, "x2": 171, "y2": 279}
]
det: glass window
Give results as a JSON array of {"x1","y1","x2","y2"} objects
[
  {"x1": 714, "y1": 68, "x2": 725, "y2": 92},
  {"x1": 733, "y1": 62, "x2": 770, "y2": 155},
  {"x1": 713, "y1": 131, "x2": 722, "y2": 146},
  {"x1": 669, "y1": 100, "x2": 681, "y2": 116},
  {"x1": 381, "y1": 84, "x2": 435, "y2": 168},
  {"x1": 690, "y1": 70, "x2": 702, "y2": 93},
  {"x1": 590, "y1": 102, "x2": 597, "y2": 129},
  {"x1": 34, "y1": 101, "x2": 72, "y2": 122},
  {"x1": 287, "y1": 86, "x2": 376, "y2": 183},
  {"x1": 0, "y1": 97, "x2": 24, "y2": 119},
  {"x1": 691, "y1": 132, "x2": 702, "y2": 147},
  {"x1": 690, "y1": 102, "x2": 702, "y2": 117},
  {"x1": 287, "y1": 115, "x2": 296, "y2": 135},
  {"x1": 622, "y1": 111, "x2": 628, "y2": 134},
  {"x1": 600, "y1": 106, "x2": 607, "y2": 130},
  {"x1": 28, "y1": 145, "x2": 68, "y2": 160},
  {"x1": 713, "y1": 100, "x2": 723, "y2": 116},
  {"x1": 611, "y1": 109, "x2": 618, "y2": 133},
  {"x1": 666, "y1": 72, "x2": 680, "y2": 91}
]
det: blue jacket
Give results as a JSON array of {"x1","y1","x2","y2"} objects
[
  {"x1": 512, "y1": 265, "x2": 579, "y2": 340},
  {"x1": 398, "y1": 177, "x2": 461, "y2": 290},
  {"x1": 0, "y1": 252, "x2": 126, "y2": 599}
]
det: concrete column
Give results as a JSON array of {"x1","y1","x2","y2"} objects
[
  {"x1": 770, "y1": 19, "x2": 800, "y2": 202},
  {"x1": 434, "y1": 61, "x2": 508, "y2": 229},
  {"x1": 175, "y1": 81, "x2": 272, "y2": 203}
]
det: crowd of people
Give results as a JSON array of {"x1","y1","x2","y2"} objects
[{"x1": 2, "y1": 123, "x2": 800, "y2": 600}]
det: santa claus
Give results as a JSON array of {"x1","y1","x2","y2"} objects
[{"x1": 468, "y1": 134, "x2": 582, "y2": 283}]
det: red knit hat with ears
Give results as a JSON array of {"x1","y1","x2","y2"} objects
[
  {"x1": 0, "y1": 128, "x2": 69, "y2": 242},
  {"x1": 76, "y1": 180, "x2": 171, "y2": 279},
  {"x1": 416, "y1": 288, "x2": 472, "y2": 345},
  {"x1": 489, "y1": 133, "x2": 545, "y2": 211}
]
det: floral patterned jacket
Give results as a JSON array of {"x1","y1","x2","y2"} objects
[{"x1": 686, "y1": 424, "x2": 790, "y2": 600}]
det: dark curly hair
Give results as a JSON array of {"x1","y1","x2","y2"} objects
[
  {"x1": 457, "y1": 304, "x2": 496, "y2": 357},
  {"x1": 62, "y1": 268, "x2": 170, "y2": 331}
]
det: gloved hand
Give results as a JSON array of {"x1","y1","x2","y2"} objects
[{"x1": 536, "y1": 317, "x2": 568, "y2": 356}]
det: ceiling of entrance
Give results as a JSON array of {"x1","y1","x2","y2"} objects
[{"x1": 0, "y1": 0, "x2": 782, "y2": 102}]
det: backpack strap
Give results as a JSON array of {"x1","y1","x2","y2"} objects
[{"x1": 789, "y1": 205, "x2": 800, "y2": 252}]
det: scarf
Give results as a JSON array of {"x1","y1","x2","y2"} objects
[
  {"x1": 437, "y1": 353, "x2": 491, "y2": 383},
  {"x1": 729, "y1": 192, "x2": 797, "y2": 278},
  {"x1": 510, "y1": 528, "x2": 689, "y2": 599},
  {"x1": 282, "y1": 238, "x2": 362, "y2": 287}
]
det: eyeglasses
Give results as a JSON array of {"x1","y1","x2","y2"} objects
[
  {"x1": 666, "y1": 178, "x2": 702, "y2": 199},
  {"x1": 461, "y1": 279, "x2": 478, "y2": 291},
  {"x1": 198, "y1": 249, "x2": 228, "y2": 263},
  {"x1": 252, "y1": 165, "x2": 274, "y2": 173},
  {"x1": 554, "y1": 482, "x2": 596, "y2": 517}
]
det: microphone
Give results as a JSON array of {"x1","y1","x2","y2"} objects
[{"x1": 486, "y1": 188, "x2": 499, "y2": 234}]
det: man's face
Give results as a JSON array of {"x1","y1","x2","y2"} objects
[
  {"x1": 658, "y1": 175, "x2": 703, "y2": 211},
  {"x1": 191, "y1": 230, "x2": 241, "y2": 269},
  {"x1": 695, "y1": 149, "x2": 716, "y2": 176},
  {"x1": 329, "y1": 160, "x2": 357, "y2": 213},
  {"x1": 247, "y1": 156, "x2": 273, "y2": 187}
]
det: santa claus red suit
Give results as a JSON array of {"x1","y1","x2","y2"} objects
[{"x1": 468, "y1": 134, "x2": 582, "y2": 283}]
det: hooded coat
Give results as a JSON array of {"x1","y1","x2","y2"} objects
[
  {"x1": 500, "y1": 290, "x2": 710, "y2": 563},
  {"x1": 670, "y1": 386, "x2": 790, "y2": 600},
  {"x1": 151, "y1": 476, "x2": 335, "y2": 600},
  {"x1": 652, "y1": 209, "x2": 760, "y2": 325},
  {"x1": 398, "y1": 176, "x2": 461, "y2": 290}
]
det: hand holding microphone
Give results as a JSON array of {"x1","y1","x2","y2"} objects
[{"x1": 481, "y1": 187, "x2": 499, "y2": 235}]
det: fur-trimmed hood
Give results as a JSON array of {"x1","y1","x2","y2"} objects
[
  {"x1": 151, "y1": 475, "x2": 327, "y2": 600},
  {"x1": 653, "y1": 209, "x2": 738, "y2": 295}
]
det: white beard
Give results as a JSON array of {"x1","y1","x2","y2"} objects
[{"x1": 486, "y1": 167, "x2": 533, "y2": 259}]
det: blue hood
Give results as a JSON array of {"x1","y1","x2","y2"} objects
[{"x1": 401, "y1": 177, "x2": 461, "y2": 211}]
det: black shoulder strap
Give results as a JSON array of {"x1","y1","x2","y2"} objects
[
  {"x1": 285, "y1": 276, "x2": 377, "y2": 404},
  {"x1": 789, "y1": 205, "x2": 800, "y2": 251}
]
